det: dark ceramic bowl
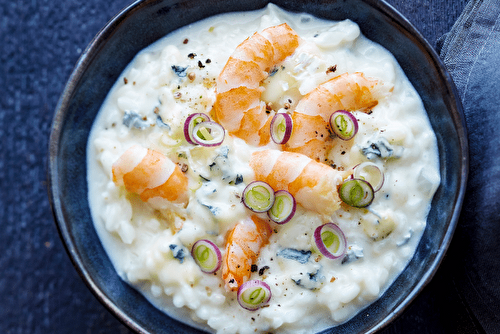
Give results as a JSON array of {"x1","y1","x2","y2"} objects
[{"x1": 48, "y1": 0, "x2": 468, "y2": 333}]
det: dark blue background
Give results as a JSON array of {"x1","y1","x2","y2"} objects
[{"x1": 1, "y1": 0, "x2": 487, "y2": 333}]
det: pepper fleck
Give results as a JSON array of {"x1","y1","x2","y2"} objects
[
  {"x1": 183, "y1": 38, "x2": 189, "y2": 44},
  {"x1": 265, "y1": 103, "x2": 273, "y2": 114},
  {"x1": 177, "y1": 163, "x2": 188, "y2": 173},
  {"x1": 259, "y1": 266, "x2": 270, "y2": 276},
  {"x1": 327, "y1": 65, "x2": 337, "y2": 74}
]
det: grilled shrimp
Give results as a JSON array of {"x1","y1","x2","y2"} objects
[
  {"x1": 285, "y1": 72, "x2": 388, "y2": 162},
  {"x1": 112, "y1": 145, "x2": 189, "y2": 206},
  {"x1": 222, "y1": 215, "x2": 273, "y2": 291},
  {"x1": 250, "y1": 149, "x2": 351, "y2": 216},
  {"x1": 213, "y1": 23, "x2": 300, "y2": 146}
]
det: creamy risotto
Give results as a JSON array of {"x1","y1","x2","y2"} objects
[{"x1": 87, "y1": 4, "x2": 440, "y2": 334}]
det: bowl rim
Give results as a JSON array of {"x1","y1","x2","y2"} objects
[
  {"x1": 366, "y1": 1, "x2": 469, "y2": 333},
  {"x1": 48, "y1": 1, "x2": 150, "y2": 331},
  {"x1": 48, "y1": 0, "x2": 469, "y2": 333}
]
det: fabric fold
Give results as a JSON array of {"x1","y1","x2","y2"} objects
[{"x1": 437, "y1": 1, "x2": 500, "y2": 332}]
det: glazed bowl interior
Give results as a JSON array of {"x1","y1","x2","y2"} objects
[{"x1": 48, "y1": 0, "x2": 468, "y2": 333}]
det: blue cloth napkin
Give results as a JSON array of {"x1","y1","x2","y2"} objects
[{"x1": 437, "y1": 0, "x2": 500, "y2": 332}]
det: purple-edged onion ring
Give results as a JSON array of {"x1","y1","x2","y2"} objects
[
  {"x1": 237, "y1": 280, "x2": 272, "y2": 310},
  {"x1": 329, "y1": 110, "x2": 358, "y2": 140},
  {"x1": 339, "y1": 178, "x2": 374, "y2": 207},
  {"x1": 192, "y1": 121, "x2": 225, "y2": 147},
  {"x1": 191, "y1": 239, "x2": 222, "y2": 274},
  {"x1": 184, "y1": 113, "x2": 211, "y2": 144},
  {"x1": 267, "y1": 190, "x2": 296, "y2": 224},
  {"x1": 352, "y1": 162, "x2": 384, "y2": 192},
  {"x1": 242, "y1": 181, "x2": 275, "y2": 213},
  {"x1": 270, "y1": 113, "x2": 293, "y2": 144},
  {"x1": 313, "y1": 223, "x2": 347, "y2": 259}
]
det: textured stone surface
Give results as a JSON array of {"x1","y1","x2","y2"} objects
[{"x1": 1, "y1": 0, "x2": 483, "y2": 333}]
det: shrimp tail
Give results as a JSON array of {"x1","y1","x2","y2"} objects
[
  {"x1": 112, "y1": 145, "x2": 189, "y2": 206},
  {"x1": 222, "y1": 215, "x2": 272, "y2": 291}
]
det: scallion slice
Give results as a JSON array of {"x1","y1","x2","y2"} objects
[
  {"x1": 330, "y1": 110, "x2": 358, "y2": 140},
  {"x1": 192, "y1": 121, "x2": 225, "y2": 147},
  {"x1": 237, "y1": 280, "x2": 272, "y2": 311},
  {"x1": 270, "y1": 113, "x2": 293, "y2": 144},
  {"x1": 352, "y1": 162, "x2": 384, "y2": 192},
  {"x1": 184, "y1": 113, "x2": 210, "y2": 144},
  {"x1": 339, "y1": 178, "x2": 374, "y2": 207},
  {"x1": 313, "y1": 223, "x2": 347, "y2": 259},
  {"x1": 242, "y1": 181, "x2": 275, "y2": 213},
  {"x1": 268, "y1": 190, "x2": 296, "y2": 224},
  {"x1": 191, "y1": 239, "x2": 222, "y2": 274}
]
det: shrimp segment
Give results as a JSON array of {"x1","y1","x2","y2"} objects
[
  {"x1": 112, "y1": 145, "x2": 189, "y2": 206},
  {"x1": 285, "y1": 72, "x2": 388, "y2": 162},
  {"x1": 222, "y1": 215, "x2": 272, "y2": 291},
  {"x1": 250, "y1": 149, "x2": 350, "y2": 216},
  {"x1": 295, "y1": 72, "x2": 383, "y2": 119},
  {"x1": 213, "y1": 23, "x2": 300, "y2": 146}
]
